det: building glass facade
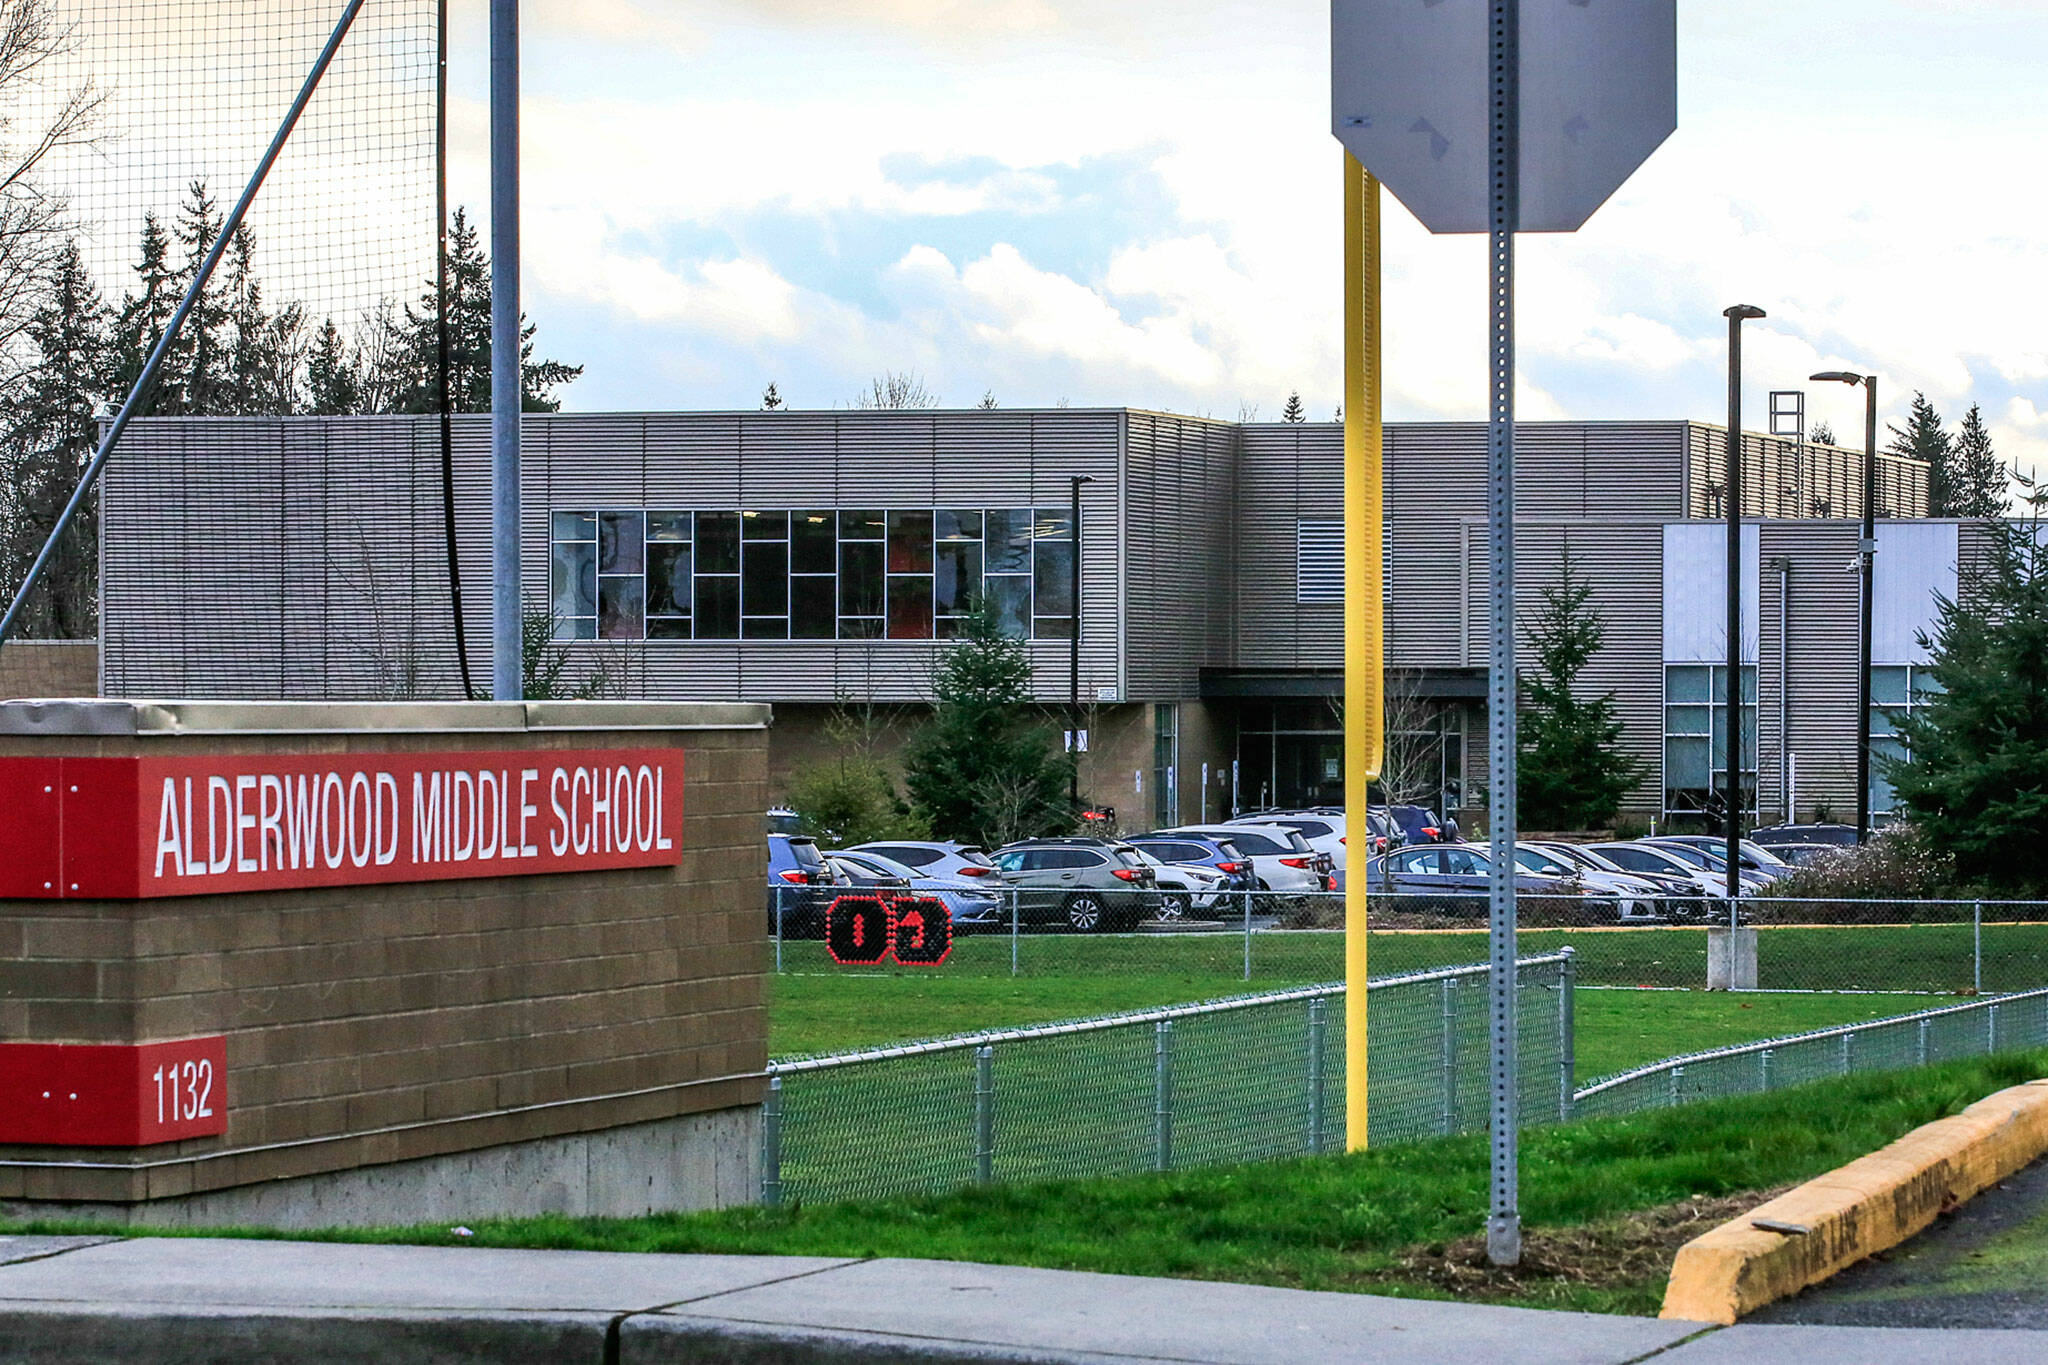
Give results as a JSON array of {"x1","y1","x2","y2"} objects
[
  {"x1": 551, "y1": 507, "x2": 1076, "y2": 642},
  {"x1": 1870, "y1": 664, "x2": 1943, "y2": 818},
  {"x1": 1663, "y1": 664, "x2": 1759, "y2": 819}
]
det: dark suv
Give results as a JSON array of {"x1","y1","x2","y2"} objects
[
  {"x1": 991, "y1": 838, "x2": 1163, "y2": 932},
  {"x1": 767, "y1": 834, "x2": 844, "y2": 937}
]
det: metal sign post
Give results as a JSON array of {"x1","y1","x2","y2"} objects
[
  {"x1": 490, "y1": 0, "x2": 522, "y2": 702},
  {"x1": 1330, "y1": 0, "x2": 1678, "y2": 1268}
]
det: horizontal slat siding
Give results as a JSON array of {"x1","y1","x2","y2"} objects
[
  {"x1": 1123, "y1": 411, "x2": 1238, "y2": 699},
  {"x1": 1760, "y1": 522, "x2": 1862, "y2": 823}
]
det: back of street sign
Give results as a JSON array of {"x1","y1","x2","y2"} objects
[{"x1": 1331, "y1": 0, "x2": 1676, "y2": 234}]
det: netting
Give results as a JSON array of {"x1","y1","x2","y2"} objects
[
  {"x1": 0, "y1": 0, "x2": 442, "y2": 644},
  {"x1": 764, "y1": 956, "x2": 1572, "y2": 1207}
]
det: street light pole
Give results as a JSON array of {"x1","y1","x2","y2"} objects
[
  {"x1": 1069, "y1": 474, "x2": 1094, "y2": 809},
  {"x1": 1723, "y1": 306, "x2": 1765, "y2": 901},
  {"x1": 489, "y1": 0, "x2": 522, "y2": 701},
  {"x1": 1813, "y1": 370, "x2": 1880, "y2": 844}
]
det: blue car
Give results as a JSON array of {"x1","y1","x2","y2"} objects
[{"x1": 1124, "y1": 834, "x2": 1255, "y2": 891}]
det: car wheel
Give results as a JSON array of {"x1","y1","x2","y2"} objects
[
  {"x1": 1155, "y1": 886, "x2": 1187, "y2": 921},
  {"x1": 1064, "y1": 894, "x2": 1107, "y2": 933}
]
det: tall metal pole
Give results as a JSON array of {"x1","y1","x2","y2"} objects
[
  {"x1": 0, "y1": 0, "x2": 370, "y2": 647},
  {"x1": 1341, "y1": 154, "x2": 1385, "y2": 1154},
  {"x1": 1484, "y1": 0, "x2": 1522, "y2": 1270},
  {"x1": 490, "y1": 0, "x2": 522, "y2": 701},
  {"x1": 435, "y1": 0, "x2": 472, "y2": 698},
  {"x1": 1068, "y1": 474, "x2": 1091, "y2": 808},
  {"x1": 1857, "y1": 377, "x2": 1879, "y2": 844},
  {"x1": 1722, "y1": 306, "x2": 1764, "y2": 899}
]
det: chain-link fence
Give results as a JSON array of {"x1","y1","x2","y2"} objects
[
  {"x1": 762, "y1": 953, "x2": 1574, "y2": 1206},
  {"x1": 768, "y1": 888, "x2": 2048, "y2": 1000},
  {"x1": 1574, "y1": 985, "x2": 2048, "y2": 1120}
]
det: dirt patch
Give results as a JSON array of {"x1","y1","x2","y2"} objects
[{"x1": 1369, "y1": 1186, "x2": 1796, "y2": 1305}]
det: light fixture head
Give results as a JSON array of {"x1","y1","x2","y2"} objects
[
  {"x1": 1724, "y1": 304, "x2": 1767, "y2": 321},
  {"x1": 1071, "y1": 474, "x2": 1096, "y2": 486},
  {"x1": 1810, "y1": 370, "x2": 1867, "y2": 386}
]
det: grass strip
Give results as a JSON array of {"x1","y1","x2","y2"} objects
[{"x1": 13, "y1": 1052, "x2": 2040, "y2": 1317}]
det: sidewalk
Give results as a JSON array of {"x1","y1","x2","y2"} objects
[{"x1": 6, "y1": 1234, "x2": 2047, "y2": 1364}]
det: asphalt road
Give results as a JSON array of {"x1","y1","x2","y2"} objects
[{"x1": 1752, "y1": 1154, "x2": 2048, "y2": 1329}]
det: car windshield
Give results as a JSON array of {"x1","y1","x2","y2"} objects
[
  {"x1": 1112, "y1": 847, "x2": 1146, "y2": 868},
  {"x1": 1568, "y1": 846, "x2": 1627, "y2": 873},
  {"x1": 787, "y1": 839, "x2": 824, "y2": 870},
  {"x1": 956, "y1": 847, "x2": 993, "y2": 867},
  {"x1": 1222, "y1": 831, "x2": 1286, "y2": 855},
  {"x1": 1514, "y1": 849, "x2": 1571, "y2": 876},
  {"x1": 1740, "y1": 840, "x2": 1790, "y2": 866},
  {"x1": 1657, "y1": 843, "x2": 1727, "y2": 870}
]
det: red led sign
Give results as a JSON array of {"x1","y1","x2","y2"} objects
[
  {"x1": 0, "y1": 749, "x2": 682, "y2": 900},
  {"x1": 0, "y1": 1036, "x2": 229, "y2": 1146}
]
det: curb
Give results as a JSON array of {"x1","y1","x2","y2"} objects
[{"x1": 1660, "y1": 1076, "x2": 2048, "y2": 1325}]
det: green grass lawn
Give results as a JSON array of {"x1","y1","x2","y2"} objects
[{"x1": 52, "y1": 1053, "x2": 2040, "y2": 1317}]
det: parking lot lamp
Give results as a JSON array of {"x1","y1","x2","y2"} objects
[
  {"x1": 1811, "y1": 370, "x2": 1879, "y2": 844},
  {"x1": 1069, "y1": 474, "x2": 1095, "y2": 809},
  {"x1": 1723, "y1": 305, "x2": 1765, "y2": 900}
]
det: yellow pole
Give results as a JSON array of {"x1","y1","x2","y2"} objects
[{"x1": 1343, "y1": 153, "x2": 1385, "y2": 1152}]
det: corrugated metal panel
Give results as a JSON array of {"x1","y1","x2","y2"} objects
[
  {"x1": 1873, "y1": 522, "x2": 1958, "y2": 663},
  {"x1": 1760, "y1": 522, "x2": 1862, "y2": 824},
  {"x1": 1122, "y1": 411, "x2": 1237, "y2": 700}
]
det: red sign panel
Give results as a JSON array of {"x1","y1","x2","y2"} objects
[
  {"x1": 0, "y1": 1036, "x2": 229, "y2": 1146},
  {"x1": 0, "y1": 749, "x2": 683, "y2": 900}
]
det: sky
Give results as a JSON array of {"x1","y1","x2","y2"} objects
[{"x1": 437, "y1": 0, "x2": 2048, "y2": 471}]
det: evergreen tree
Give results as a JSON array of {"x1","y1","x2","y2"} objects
[
  {"x1": 977, "y1": 389, "x2": 998, "y2": 409},
  {"x1": 902, "y1": 599, "x2": 1073, "y2": 847},
  {"x1": 1950, "y1": 404, "x2": 2009, "y2": 519},
  {"x1": 0, "y1": 240, "x2": 115, "y2": 638},
  {"x1": 1890, "y1": 478, "x2": 2048, "y2": 892},
  {"x1": 761, "y1": 382, "x2": 783, "y2": 410},
  {"x1": 1281, "y1": 390, "x2": 1306, "y2": 422},
  {"x1": 109, "y1": 211, "x2": 176, "y2": 403},
  {"x1": 305, "y1": 318, "x2": 363, "y2": 416},
  {"x1": 1887, "y1": 391, "x2": 1955, "y2": 514},
  {"x1": 1516, "y1": 549, "x2": 1647, "y2": 829},
  {"x1": 164, "y1": 181, "x2": 232, "y2": 416},
  {"x1": 1810, "y1": 419, "x2": 1837, "y2": 447},
  {"x1": 367, "y1": 208, "x2": 580, "y2": 414}
]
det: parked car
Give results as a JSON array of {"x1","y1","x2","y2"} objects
[
  {"x1": 827, "y1": 848, "x2": 1005, "y2": 931},
  {"x1": 1143, "y1": 824, "x2": 1325, "y2": 896},
  {"x1": 766, "y1": 806, "x2": 801, "y2": 835},
  {"x1": 1654, "y1": 835, "x2": 1795, "y2": 880},
  {"x1": 990, "y1": 838, "x2": 1163, "y2": 932},
  {"x1": 825, "y1": 853, "x2": 912, "y2": 894},
  {"x1": 768, "y1": 833, "x2": 846, "y2": 936},
  {"x1": 1585, "y1": 841, "x2": 1747, "y2": 899},
  {"x1": 1129, "y1": 848, "x2": 1233, "y2": 918},
  {"x1": 1227, "y1": 811, "x2": 1350, "y2": 878},
  {"x1": 850, "y1": 840, "x2": 1000, "y2": 882},
  {"x1": 1387, "y1": 806, "x2": 1459, "y2": 846},
  {"x1": 1640, "y1": 838, "x2": 1778, "y2": 892},
  {"x1": 1509, "y1": 843, "x2": 1668, "y2": 921},
  {"x1": 1534, "y1": 842, "x2": 1707, "y2": 918},
  {"x1": 1124, "y1": 834, "x2": 1255, "y2": 892},
  {"x1": 1365, "y1": 844, "x2": 1586, "y2": 913},
  {"x1": 1363, "y1": 807, "x2": 1405, "y2": 855}
]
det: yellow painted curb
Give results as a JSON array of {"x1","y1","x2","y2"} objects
[{"x1": 1661, "y1": 1077, "x2": 2048, "y2": 1325}]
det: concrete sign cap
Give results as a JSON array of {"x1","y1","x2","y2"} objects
[{"x1": 1332, "y1": 0, "x2": 1677, "y2": 234}]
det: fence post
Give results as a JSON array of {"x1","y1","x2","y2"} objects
[
  {"x1": 761, "y1": 1075, "x2": 783, "y2": 1207},
  {"x1": 1154, "y1": 1020, "x2": 1175, "y2": 1172},
  {"x1": 1840, "y1": 1032, "x2": 1854, "y2": 1075},
  {"x1": 1975, "y1": 901, "x2": 1983, "y2": 995},
  {"x1": 1440, "y1": 976, "x2": 1458, "y2": 1137},
  {"x1": 1759, "y1": 1048, "x2": 1772, "y2": 1093},
  {"x1": 974, "y1": 1045, "x2": 995, "y2": 1185},
  {"x1": 1557, "y1": 950, "x2": 1576, "y2": 1123},
  {"x1": 1990, "y1": 1003, "x2": 2000, "y2": 1055},
  {"x1": 1244, "y1": 885, "x2": 1253, "y2": 981},
  {"x1": 774, "y1": 888, "x2": 785, "y2": 974},
  {"x1": 1307, "y1": 997, "x2": 1327, "y2": 1154},
  {"x1": 1010, "y1": 888, "x2": 1020, "y2": 977},
  {"x1": 1669, "y1": 1065, "x2": 1684, "y2": 1109},
  {"x1": 1917, "y1": 1018, "x2": 1929, "y2": 1067}
]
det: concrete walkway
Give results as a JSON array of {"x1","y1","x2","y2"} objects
[{"x1": 6, "y1": 1234, "x2": 2048, "y2": 1363}]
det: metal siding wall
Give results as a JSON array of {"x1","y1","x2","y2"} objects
[
  {"x1": 1760, "y1": 522, "x2": 1862, "y2": 823},
  {"x1": 1123, "y1": 411, "x2": 1238, "y2": 700}
]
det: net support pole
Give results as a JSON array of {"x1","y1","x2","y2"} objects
[
  {"x1": 490, "y1": 0, "x2": 522, "y2": 700},
  {"x1": 1341, "y1": 154, "x2": 1385, "y2": 1154},
  {"x1": 1484, "y1": 0, "x2": 1523, "y2": 1269},
  {"x1": 0, "y1": 0, "x2": 369, "y2": 649}
]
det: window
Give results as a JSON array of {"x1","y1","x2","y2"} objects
[
  {"x1": 550, "y1": 506, "x2": 1079, "y2": 643},
  {"x1": 1871, "y1": 665, "x2": 1942, "y2": 817},
  {"x1": 1663, "y1": 664, "x2": 1757, "y2": 821},
  {"x1": 1153, "y1": 704, "x2": 1179, "y2": 826},
  {"x1": 1296, "y1": 520, "x2": 1342, "y2": 604}
]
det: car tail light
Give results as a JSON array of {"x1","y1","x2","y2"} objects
[
  {"x1": 1112, "y1": 868, "x2": 1141, "y2": 882},
  {"x1": 1279, "y1": 857, "x2": 1309, "y2": 869},
  {"x1": 1324, "y1": 875, "x2": 1337, "y2": 892},
  {"x1": 777, "y1": 869, "x2": 808, "y2": 884},
  {"x1": 1422, "y1": 827, "x2": 1441, "y2": 839},
  {"x1": 1374, "y1": 838, "x2": 1389, "y2": 852},
  {"x1": 1215, "y1": 861, "x2": 1244, "y2": 874},
  {"x1": 1339, "y1": 836, "x2": 1348, "y2": 845},
  {"x1": 957, "y1": 866, "x2": 991, "y2": 876}
]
